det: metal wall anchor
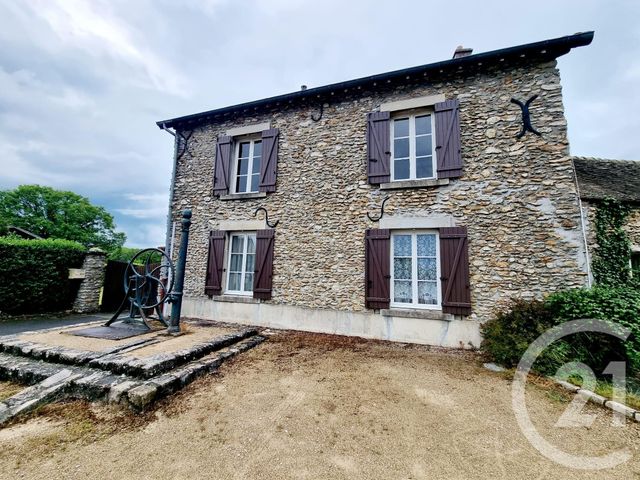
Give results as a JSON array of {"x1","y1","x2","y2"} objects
[
  {"x1": 254, "y1": 207, "x2": 279, "y2": 228},
  {"x1": 511, "y1": 95, "x2": 541, "y2": 138}
]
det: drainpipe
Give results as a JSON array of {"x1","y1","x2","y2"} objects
[
  {"x1": 160, "y1": 123, "x2": 178, "y2": 313},
  {"x1": 571, "y1": 158, "x2": 593, "y2": 287}
]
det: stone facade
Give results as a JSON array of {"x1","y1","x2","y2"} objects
[
  {"x1": 627, "y1": 208, "x2": 640, "y2": 248},
  {"x1": 72, "y1": 248, "x2": 107, "y2": 314},
  {"x1": 168, "y1": 60, "x2": 590, "y2": 343}
]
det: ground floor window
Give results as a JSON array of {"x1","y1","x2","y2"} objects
[
  {"x1": 226, "y1": 232, "x2": 256, "y2": 295},
  {"x1": 391, "y1": 231, "x2": 440, "y2": 308}
]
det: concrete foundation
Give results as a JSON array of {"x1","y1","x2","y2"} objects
[{"x1": 182, "y1": 297, "x2": 482, "y2": 349}]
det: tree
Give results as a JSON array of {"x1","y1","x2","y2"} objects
[{"x1": 0, "y1": 185, "x2": 126, "y2": 252}]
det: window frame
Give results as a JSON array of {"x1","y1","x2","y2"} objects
[
  {"x1": 230, "y1": 134, "x2": 262, "y2": 194},
  {"x1": 390, "y1": 230, "x2": 441, "y2": 310},
  {"x1": 224, "y1": 232, "x2": 256, "y2": 296},
  {"x1": 390, "y1": 109, "x2": 437, "y2": 182}
]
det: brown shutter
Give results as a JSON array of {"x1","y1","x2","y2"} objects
[
  {"x1": 367, "y1": 112, "x2": 391, "y2": 184},
  {"x1": 439, "y1": 227, "x2": 471, "y2": 315},
  {"x1": 205, "y1": 231, "x2": 225, "y2": 296},
  {"x1": 259, "y1": 128, "x2": 279, "y2": 193},
  {"x1": 213, "y1": 135, "x2": 232, "y2": 196},
  {"x1": 434, "y1": 99, "x2": 463, "y2": 179},
  {"x1": 253, "y1": 229, "x2": 275, "y2": 300},
  {"x1": 365, "y1": 229, "x2": 390, "y2": 309}
]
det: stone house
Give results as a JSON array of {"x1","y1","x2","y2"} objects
[
  {"x1": 157, "y1": 32, "x2": 596, "y2": 348},
  {"x1": 574, "y1": 157, "x2": 640, "y2": 278}
]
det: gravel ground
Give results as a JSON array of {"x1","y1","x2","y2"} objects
[{"x1": 1, "y1": 331, "x2": 639, "y2": 479}]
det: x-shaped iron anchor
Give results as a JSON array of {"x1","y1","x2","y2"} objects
[{"x1": 510, "y1": 95, "x2": 541, "y2": 139}]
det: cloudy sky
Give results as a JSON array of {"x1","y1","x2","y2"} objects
[{"x1": 0, "y1": 0, "x2": 638, "y2": 247}]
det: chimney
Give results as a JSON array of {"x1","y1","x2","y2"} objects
[
  {"x1": 300, "y1": 85, "x2": 307, "y2": 91},
  {"x1": 452, "y1": 45, "x2": 473, "y2": 59}
]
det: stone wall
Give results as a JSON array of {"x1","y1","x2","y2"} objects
[
  {"x1": 627, "y1": 207, "x2": 640, "y2": 247},
  {"x1": 169, "y1": 59, "x2": 589, "y2": 323},
  {"x1": 72, "y1": 248, "x2": 107, "y2": 314}
]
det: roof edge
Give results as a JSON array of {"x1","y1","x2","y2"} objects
[{"x1": 157, "y1": 31, "x2": 594, "y2": 130}]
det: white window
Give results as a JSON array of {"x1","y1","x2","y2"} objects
[
  {"x1": 225, "y1": 233, "x2": 256, "y2": 295},
  {"x1": 232, "y1": 137, "x2": 262, "y2": 193},
  {"x1": 390, "y1": 112, "x2": 436, "y2": 181},
  {"x1": 391, "y1": 231, "x2": 440, "y2": 309}
]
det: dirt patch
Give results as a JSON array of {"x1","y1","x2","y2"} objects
[
  {"x1": 20, "y1": 328, "x2": 159, "y2": 352},
  {"x1": 2, "y1": 331, "x2": 640, "y2": 479},
  {"x1": 0, "y1": 381, "x2": 24, "y2": 401},
  {"x1": 128, "y1": 326, "x2": 234, "y2": 358}
]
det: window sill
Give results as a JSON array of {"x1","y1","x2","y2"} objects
[
  {"x1": 380, "y1": 308, "x2": 452, "y2": 321},
  {"x1": 219, "y1": 192, "x2": 267, "y2": 201},
  {"x1": 380, "y1": 178, "x2": 450, "y2": 190},
  {"x1": 210, "y1": 295, "x2": 260, "y2": 304}
]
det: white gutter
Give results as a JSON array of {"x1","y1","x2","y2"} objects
[
  {"x1": 160, "y1": 123, "x2": 178, "y2": 315},
  {"x1": 571, "y1": 158, "x2": 593, "y2": 287},
  {"x1": 160, "y1": 122, "x2": 177, "y2": 258}
]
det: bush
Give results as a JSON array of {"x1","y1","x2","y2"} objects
[
  {"x1": 0, "y1": 237, "x2": 86, "y2": 315},
  {"x1": 546, "y1": 286, "x2": 640, "y2": 375},
  {"x1": 482, "y1": 287, "x2": 640, "y2": 377},
  {"x1": 480, "y1": 299, "x2": 560, "y2": 371}
]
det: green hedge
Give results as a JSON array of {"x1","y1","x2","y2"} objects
[
  {"x1": 0, "y1": 237, "x2": 86, "y2": 315},
  {"x1": 481, "y1": 287, "x2": 640, "y2": 377}
]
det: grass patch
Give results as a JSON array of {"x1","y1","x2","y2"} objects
[
  {"x1": 0, "y1": 381, "x2": 24, "y2": 401},
  {"x1": 565, "y1": 375, "x2": 640, "y2": 411}
]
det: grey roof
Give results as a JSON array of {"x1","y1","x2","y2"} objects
[
  {"x1": 7, "y1": 226, "x2": 43, "y2": 240},
  {"x1": 573, "y1": 157, "x2": 640, "y2": 203},
  {"x1": 157, "y1": 31, "x2": 594, "y2": 130}
]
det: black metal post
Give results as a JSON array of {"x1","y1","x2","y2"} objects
[{"x1": 168, "y1": 209, "x2": 192, "y2": 334}]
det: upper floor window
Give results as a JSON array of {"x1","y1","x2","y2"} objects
[
  {"x1": 391, "y1": 231, "x2": 440, "y2": 309},
  {"x1": 390, "y1": 112, "x2": 436, "y2": 181},
  {"x1": 232, "y1": 138, "x2": 262, "y2": 194}
]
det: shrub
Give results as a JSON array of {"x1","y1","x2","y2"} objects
[
  {"x1": 0, "y1": 237, "x2": 86, "y2": 315},
  {"x1": 480, "y1": 299, "x2": 557, "y2": 369},
  {"x1": 545, "y1": 286, "x2": 640, "y2": 375},
  {"x1": 482, "y1": 287, "x2": 640, "y2": 377}
]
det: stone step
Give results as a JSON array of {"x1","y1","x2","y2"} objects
[
  {"x1": 0, "y1": 327, "x2": 259, "y2": 379},
  {"x1": 0, "y1": 352, "x2": 140, "y2": 401},
  {"x1": 87, "y1": 327, "x2": 260, "y2": 379},
  {"x1": 0, "y1": 333, "x2": 267, "y2": 422},
  {"x1": 126, "y1": 334, "x2": 266, "y2": 409},
  {"x1": 0, "y1": 369, "x2": 84, "y2": 426}
]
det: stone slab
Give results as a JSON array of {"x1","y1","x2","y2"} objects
[{"x1": 69, "y1": 323, "x2": 153, "y2": 340}]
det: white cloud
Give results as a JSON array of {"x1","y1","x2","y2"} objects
[
  {"x1": 21, "y1": 0, "x2": 190, "y2": 95},
  {"x1": 0, "y1": 0, "x2": 638, "y2": 250},
  {"x1": 116, "y1": 193, "x2": 168, "y2": 220}
]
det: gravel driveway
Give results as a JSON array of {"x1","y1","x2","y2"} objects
[{"x1": 1, "y1": 330, "x2": 639, "y2": 479}]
